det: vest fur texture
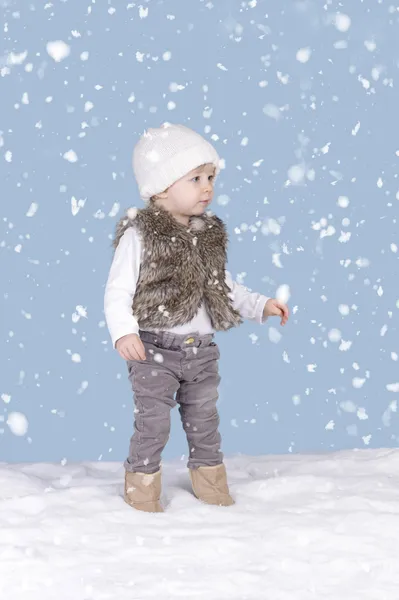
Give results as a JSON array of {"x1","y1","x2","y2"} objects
[{"x1": 113, "y1": 204, "x2": 243, "y2": 332}]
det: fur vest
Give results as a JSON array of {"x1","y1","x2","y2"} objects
[{"x1": 112, "y1": 204, "x2": 243, "y2": 331}]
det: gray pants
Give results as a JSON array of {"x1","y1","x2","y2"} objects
[{"x1": 124, "y1": 329, "x2": 224, "y2": 475}]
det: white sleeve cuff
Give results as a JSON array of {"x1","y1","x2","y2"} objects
[{"x1": 255, "y1": 295, "x2": 270, "y2": 324}]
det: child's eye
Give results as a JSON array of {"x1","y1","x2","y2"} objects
[{"x1": 191, "y1": 174, "x2": 214, "y2": 183}]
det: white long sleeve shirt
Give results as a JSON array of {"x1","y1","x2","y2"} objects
[{"x1": 104, "y1": 225, "x2": 270, "y2": 348}]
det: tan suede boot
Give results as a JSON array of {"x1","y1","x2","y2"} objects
[
  {"x1": 189, "y1": 463, "x2": 235, "y2": 507},
  {"x1": 124, "y1": 470, "x2": 164, "y2": 513}
]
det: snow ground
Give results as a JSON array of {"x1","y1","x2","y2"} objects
[{"x1": 1, "y1": 448, "x2": 398, "y2": 599}]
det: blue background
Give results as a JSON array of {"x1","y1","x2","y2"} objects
[{"x1": 1, "y1": 0, "x2": 398, "y2": 465}]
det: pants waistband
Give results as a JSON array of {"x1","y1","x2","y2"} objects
[{"x1": 139, "y1": 329, "x2": 215, "y2": 350}]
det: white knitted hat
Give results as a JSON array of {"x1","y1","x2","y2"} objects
[{"x1": 132, "y1": 123, "x2": 221, "y2": 203}]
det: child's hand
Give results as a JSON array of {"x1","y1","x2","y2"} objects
[
  {"x1": 263, "y1": 298, "x2": 289, "y2": 326},
  {"x1": 116, "y1": 333, "x2": 146, "y2": 361}
]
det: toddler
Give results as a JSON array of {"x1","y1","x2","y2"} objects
[{"x1": 104, "y1": 123, "x2": 289, "y2": 513}]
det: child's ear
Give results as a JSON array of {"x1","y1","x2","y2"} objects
[{"x1": 154, "y1": 190, "x2": 168, "y2": 200}]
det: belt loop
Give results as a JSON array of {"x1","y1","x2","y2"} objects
[{"x1": 163, "y1": 332, "x2": 172, "y2": 350}]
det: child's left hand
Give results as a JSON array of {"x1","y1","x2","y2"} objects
[{"x1": 263, "y1": 298, "x2": 289, "y2": 326}]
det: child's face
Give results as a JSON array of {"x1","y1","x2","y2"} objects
[{"x1": 156, "y1": 163, "x2": 216, "y2": 220}]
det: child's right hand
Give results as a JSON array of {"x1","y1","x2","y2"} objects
[{"x1": 115, "y1": 334, "x2": 146, "y2": 361}]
